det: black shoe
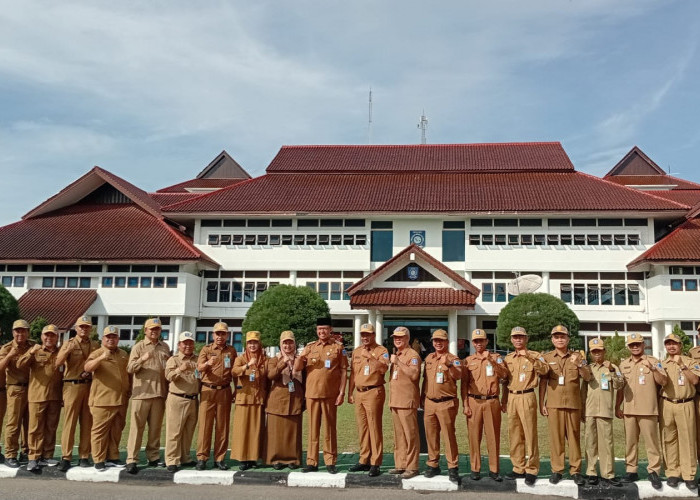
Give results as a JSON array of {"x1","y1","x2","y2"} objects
[
  {"x1": 239, "y1": 462, "x2": 251, "y2": 471},
  {"x1": 424, "y1": 466, "x2": 441, "y2": 478},
  {"x1": 214, "y1": 461, "x2": 229, "y2": 470},
  {"x1": 195, "y1": 460, "x2": 206, "y2": 470},
  {"x1": 368, "y1": 465, "x2": 380, "y2": 477},
  {"x1": 506, "y1": 471, "x2": 526, "y2": 480},
  {"x1": 181, "y1": 461, "x2": 197, "y2": 467},
  {"x1": 94, "y1": 462, "x2": 106, "y2": 471},
  {"x1": 549, "y1": 472, "x2": 562, "y2": 484},
  {"x1": 288, "y1": 463, "x2": 299, "y2": 470},
  {"x1": 489, "y1": 471, "x2": 502, "y2": 482},
  {"x1": 587, "y1": 475, "x2": 599, "y2": 486},
  {"x1": 19, "y1": 453, "x2": 27, "y2": 462},
  {"x1": 79, "y1": 458, "x2": 90, "y2": 468},
  {"x1": 621, "y1": 472, "x2": 639, "y2": 483},
  {"x1": 148, "y1": 460, "x2": 161, "y2": 467},
  {"x1": 524, "y1": 474, "x2": 537, "y2": 486},
  {"x1": 272, "y1": 463, "x2": 285, "y2": 470},
  {"x1": 0, "y1": 453, "x2": 4, "y2": 464},
  {"x1": 471, "y1": 470, "x2": 481, "y2": 480},
  {"x1": 125, "y1": 463, "x2": 138, "y2": 474},
  {"x1": 6, "y1": 458, "x2": 19, "y2": 468},
  {"x1": 58, "y1": 459, "x2": 71, "y2": 472},
  {"x1": 167, "y1": 465, "x2": 179, "y2": 473},
  {"x1": 667, "y1": 476, "x2": 681, "y2": 487},
  {"x1": 348, "y1": 463, "x2": 371, "y2": 472},
  {"x1": 605, "y1": 477, "x2": 622, "y2": 487},
  {"x1": 302, "y1": 465, "x2": 318, "y2": 473},
  {"x1": 648, "y1": 471, "x2": 661, "y2": 490},
  {"x1": 573, "y1": 473, "x2": 585, "y2": 486},
  {"x1": 326, "y1": 465, "x2": 337, "y2": 474},
  {"x1": 686, "y1": 479, "x2": 698, "y2": 490},
  {"x1": 448, "y1": 468, "x2": 460, "y2": 484}
]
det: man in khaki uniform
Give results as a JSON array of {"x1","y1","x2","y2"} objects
[
  {"x1": 689, "y1": 333, "x2": 700, "y2": 467},
  {"x1": 17, "y1": 324, "x2": 62, "y2": 471},
  {"x1": 421, "y1": 329, "x2": 462, "y2": 483},
  {"x1": 347, "y1": 323, "x2": 389, "y2": 477},
  {"x1": 462, "y1": 329, "x2": 507, "y2": 481},
  {"x1": 581, "y1": 337, "x2": 623, "y2": 487},
  {"x1": 164, "y1": 331, "x2": 199, "y2": 473},
  {"x1": 295, "y1": 317, "x2": 347, "y2": 474},
  {"x1": 0, "y1": 319, "x2": 34, "y2": 467},
  {"x1": 659, "y1": 333, "x2": 700, "y2": 490},
  {"x1": 387, "y1": 326, "x2": 421, "y2": 479},
  {"x1": 125, "y1": 318, "x2": 171, "y2": 474},
  {"x1": 196, "y1": 321, "x2": 237, "y2": 470},
  {"x1": 55, "y1": 315, "x2": 100, "y2": 471},
  {"x1": 615, "y1": 333, "x2": 665, "y2": 490},
  {"x1": 539, "y1": 324, "x2": 591, "y2": 486},
  {"x1": 85, "y1": 326, "x2": 130, "y2": 471},
  {"x1": 501, "y1": 326, "x2": 548, "y2": 486}
]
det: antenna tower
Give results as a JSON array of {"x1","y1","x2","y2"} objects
[
  {"x1": 417, "y1": 110, "x2": 428, "y2": 144},
  {"x1": 368, "y1": 88, "x2": 373, "y2": 144}
]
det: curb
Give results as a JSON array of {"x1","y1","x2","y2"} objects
[{"x1": 0, "y1": 464, "x2": 697, "y2": 498}]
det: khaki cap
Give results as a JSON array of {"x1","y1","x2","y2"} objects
[
  {"x1": 551, "y1": 324, "x2": 569, "y2": 336},
  {"x1": 280, "y1": 330, "x2": 295, "y2": 343},
  {"x1": 144, "y1": 318, "x2": 162, "y2": 329},
  {"x1": 12, "y1": 319, "x2": 29, "y2": 330},
  {"x1": 103, "y1": 325, "x2": 118, "y2": 336},
  {"x1": 213, "y1": 321, "x2": 229, "y2": 333},
  {"x1": 360, "y1": 323, "x2": 375, "y2": 334},
  {"x1": 392, "y1": 326, "x2": 410, "y2": 337},
  {"x1": 246, "y1": 331, "x2": 261, "y2": 343},
  {"x1": 626, "y1": 333, "x2": 644, "y2": 345},
  {"x1": 588, "y1": 337, "x2": 605, "y2": 351},
  {"x1": 431, "y1": 329, "x2": 448, "y2": 340},
  {"x1": 76, "y1": 315, "x2": 92, "y2": 327},
  {"x1": 664, "y1": 333, "x2": 681, "y2": 344},
  {"x1": 42, "y1": 324, "x2": 58, "y2": 335},
  {"x1": 471, "y1": 329, "x2": 487, "y2": 341},
  {"x1": 510, "y1": 326, "x2": 527, "y2": 336},
  {"x1": 178, "y1": 331, "x2": 195, "y2": 342}
]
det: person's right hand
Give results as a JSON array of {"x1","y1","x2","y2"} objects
[
  {"x1": 540, "y1": 405, "x2": 549, "y2": 417},
  {"x1": 615, "y1": 407, "x2": 624, "y2": 419}
]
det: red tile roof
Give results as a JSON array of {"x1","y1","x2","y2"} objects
[
  {"x1": 156, "y1": 178, "x2": 248, "y2": 193},
  {"x1": 164, "y1": 171, "x2": 687, "y2": 214},
  {"x1": 646, "y1": 190, "x2": 700, "y2": 207},
  {"x1": 604, "y1": 175, "x2": 700, "y2": 190},
  {"x1": 628, "y1": 218, "x2": 700, "y2": 268},
  {"x1": 350, "y1": 288, "x2": 476, "y2": 308},
  {"x1": 18, "y1": 289, "x2": 97, "y2": 330},
  {"x1": 149, "y1": 192, "x2": 202, "y2": 206},
  {"x1": 266, "y1": 143, "x2": 575, "y2": 173},
  {"x1": 0, "y1": 204, "x2": 215, "y2": 264}
]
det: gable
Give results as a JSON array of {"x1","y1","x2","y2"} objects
[
  {"x1": 197, "y1": 150, "x2": 251, "y2": 180},
  {"x1": 605, "y1": 147, "x2": 666, "y2": 177},
  {"x1": 385, "y1": 263, "x2": 439, "y2": 282}
]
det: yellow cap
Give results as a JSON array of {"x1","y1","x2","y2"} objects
[
  {"x1": 664, "y1": 333, "x2": 681, "y2": 344},
  {"x1": 280, "y1": 330, "x2": 295, "y2": 343},
  {"x1": 246, "y1": 331, "x2": 261, "y2": 343},
  {"x1": 12, "y1": 319, "x2": 29, "y2": 330},
  {"x1": 178, "y1": 331, "x2": 195, "y2": 342},
  {"x1": 431, "y1": 329, "x2": 448, "y2": 340},
  {"x1": 551, "y1": 324, "x2": 569, "y2": 336},
  {"x1": 392, "y1": 326, "x2": 410, "y2": 337},
  {"x1": 588, "y1": 337, "x2": 605, "y2": 351},
  {"x1": 144, "y1": 318, "x2": 162, "y2": 330},
  {"x1": 42, "y1": 324, "x2": 58, "y2": 335},
  {"x1": 626, "y1": 333, "x2": 644, "y2": 345},
  {"x1": 471, "y1": 329, "x2": 487, "y2": 341},
  {"x1": 360, "y1": 323, "x2": 375, "y2": 334},
  {"x1": 76, "y1": 315, "x2": 92, "y2": 327},
  {"x1": 103, "y1": 325, "x2": 118, "y2": 336},
  {"x1": 510, "y1": 326, "x2": 527, "y2": 336},
  {"x1": 213, "y1": 321, "x2": 229, "y2": 333}
]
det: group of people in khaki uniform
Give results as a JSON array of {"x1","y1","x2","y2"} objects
[{"x1": 2, "y1": 314, "x2": 700, "y2": 491}]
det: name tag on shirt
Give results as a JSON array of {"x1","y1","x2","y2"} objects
[
  {"x1": 224, "y1": 356, "x2": 231, "y2": 368},
  {"x1": 363, "y1": 365, "x2": 370, "y2": 376},
  {"x1": 288, "y1": 381, "x2": 295, "y2": 392},
  {"x1": 325, "y1": 359, "x2": 331, "y2": 369},
  {"x1": 486, "y1": 364, "x2": 494, "y2": 377},
  {"x1": 600, "y1": 374, "x2": 609, "y2": 391},
  {"x1": 436, "y1": 371, "x2": 444, "y2": 384},
  {"x1": 678, "y1": 375, "x2": 685, "y2": 386},
  {"x1": 558, "y1": 375, "x2": 565, "y2": 386},
  {"x1": 392, "y1": 370, "x2": 398, "y2": 380},
  {"x1": 639, "y1": 375, "x2": 646, "y2": 385},
  {"x1": 519, "y1": 372, "x2": 526, "y2": 383},
  {"x1": 249, "y1": 372, "x2": 255, "y2": 382}
]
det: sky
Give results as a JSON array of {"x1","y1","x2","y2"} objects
[{"x1": 1, "y1": 1, "x2": 699, "y2": 226}]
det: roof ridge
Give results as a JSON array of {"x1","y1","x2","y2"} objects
[
  {"x1": 161, "y1": 174, "x2": 262, "y2": 211},
  {"x1": 578, "y1": 170, "x2": 690, "y2": 210},
  {"x1": 279, "y1": 142, "x2": 563, "y2": 149}
]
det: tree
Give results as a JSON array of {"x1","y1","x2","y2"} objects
[
  {"x1": 242, "y1": 285, "x2": 330, "y2": 347},
  {"x1": 29, "y1": 316, "x2": 49, "y2": 343},
  {"x1": 496, "y1": 293, "x2": 582, "y2": 352},
  {"x1": 0, "y1": 284, "x2": 20, "y2": 343},
  {"x1": 602, "y1": 331, "x2": 629, "y2": 366},
  {"x1": 671, "y1": 323, "x2": 692, "y2": 355}
]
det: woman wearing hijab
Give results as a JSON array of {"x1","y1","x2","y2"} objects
[
  {"x1": 265, "y1": 330, "x2": 304, "y2": 469},
  {"x1": 230, "y1": 331, "x2": 268, "y2": 470}
]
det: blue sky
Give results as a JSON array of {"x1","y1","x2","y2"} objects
[{"x1": 1, "y1": 1, "x2": 699, "y2": 225}]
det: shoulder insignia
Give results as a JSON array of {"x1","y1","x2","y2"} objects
[
  {"x1": 656, "y1": 362, "x2": 663, "y2": 370},
  {"x1": 411, "y1": 358, "x2": 419, "y2": 365},
  {"x1": 453, "y1": 360, "x2": 461, "y2": 366},
  {"x1": 342, "y1": 349, "x2": 347, "y2": 356},
  {"x1": 616, "y1": 371, "x2": 622, "y2": 377},
  {"x1": 496, "y1": 357, "x2": 503, "y2": 364},
  {"x1": 383, "y1": 353, "x2": 389, "y2": 359},
  {"x1": 695, "y1": 365, "x2": 699, "y2": 371},
  {"x1": 539, "y1": 356, "x2": 545, "y2": 362}
]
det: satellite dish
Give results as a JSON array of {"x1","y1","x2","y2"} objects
[{"x1": 507, "y1": 274, "x2": 543, "y2": 296}]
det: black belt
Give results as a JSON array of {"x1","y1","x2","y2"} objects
[
  {"x1": 356, "y1": 385, "x2": 381, "y2": 392},
  {"x1": 7, "y1": 383, "x2": 28, "y2": 387},
  {"x1": 468, "y1": 394, "x2": 498, "y2": 400},
  {"x1": 509, "y1": 388, "x2": 535, "y2": 395},
  {"x1": 428, "y1": 396, "x2": 456, "y2": 403},
  {"x1": 202, "y1": 383, "x2": 230, "y2": 390},
  {"x1": 171, "y1": 393, "x2": 198, "y2": 400},
  {"x1": 0, "y1": 387, "x2": 5, "y2": 392},
  {"x1": 64, "y1": 379, "x2": 91, "y2": 384},
  {"x1": 661, "y1": 396, "x2": 694, "y2": 404}
]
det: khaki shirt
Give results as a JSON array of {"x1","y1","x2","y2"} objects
[
  {"x1": 582, "y1": 362, "x2": 623, "y2": 418},
  {"x1": 17, "y1": 346, "x2": 62, "y2": 402},
  {"x1": 660, "y1": 355, "x2": 700, "y2": 400},
  {"x1": 232, "y1": 353, "x2": 267, "y2": 405},
  {"x1": 198, "y1": 344, "x2": 237, "y2": 387},
  {"x1": 164, "y1": 352, "x2": 199, "y2": 396},
  {"x1": 504, "y1": 350, "x2": 548, "y2": 392},
  {"x1": 422, "y1": 352, "x2": 462, "y2": 401},
  {"x1": 619, "y1": 355, "x2": 665, "y2": 416},
  {"x1": 389, "y1": 347, "x2": 421, "y2": 409},
  {"x1": 302, "y1": 339, "x2": 347, "y2": 399},
  {"x1": 0, "y1": 340, "x2": 36, "y2": 385},
  {"x1": 58, "y1": 337, "x2": 100, "y2": 380},
  {"x1": 87, "y1": 347, "x2": 130, "y2": 407},
  {"x1": 127, "y1": 338, "x2": 170, "y2": 399},
  {"x1": 350, "y1": 343, "x2": 389, "y2": 390},
  {"x1": 266, "y1": 355, "x2": 304, "y2": 416},
  {"x1": 542, "y1": 350, "x2": 586, "y2": 410},
  {"x1": 462, "y1": 350, "x2": 507, "y2": 399}
]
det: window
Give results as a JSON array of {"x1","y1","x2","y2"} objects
[
  {"x1": 509, "y1": 234, "x2": 521, "y2": 245},
  {"x1": 1, "y1": 277, "x2": 12, "y2": 286},
  {"x1": 67, "y1": 277, "x2": 79, "y2": 288},
  {"x1": 207, "y1": 234, "x2": 220, "y2": 245},
  {"x1": 574, "y1": 284, "x2": 586, "y2": 305},
  {"x1": 219, "y1": 281, "x2": 231, "y2": 302},
  {"x1": 587, "y1": 234, "x2": 599, "y2": 245},
  {"x1": 614, "y1": 284, "x2": 626, "y2": 305},
  {"x1": 306, "y1": 282, "x2": 317, "y2": 292},
  {"x1": 243, "y1": 282, "x2": 255, "y2": 302},
  {"x1": 298, "y1": 219, "x2": 319, "y2": 227},
  {"x1": 601, "y1": 284, "x2": 612, "y2": 305},
  {"x1": 600, "y1": 234, "x2": 613, "y2": 246},
  {"x1": 495, "y1": 234, "x2": 507, "y2": 245},
  {"x1": 560, "y1": 284, "x2": 572, "y2": 303},
  {"x1": 343, "y1": 235, "x2": 354, "y2": 245},
  {"x1": 469, "y1": 235, "x2": 481, "y2": 245},
  {"x1": 232, "y1": 282, "x2": 242, "y2": 302},
  {"x1": 127, "y1": 277, "x2": 139, "y2": 288},
  {"x1": 13, "y1": 276, "x2": 24, "y2": 287},
  {"x1": 686, "y1": 280, "x2": 698, "y2": 291},
  {"x1": 482, "y1": 283, "x2": 494, "y2": 302},
  {"x1": 371, "y1": 228, "x2": 393, "y2": 262},
  {"x1": 628, "y1": 285, "x2": 640, "y2": 305},
  {"x1": 318, "y1": 282, "x2": 329, "y2": 300},
  {"x1": 55, "y1": 277, "x2": 67, "y2": 288},
  {"x1": 587, "y1": 284, "x2": 599, "y2": 305},
  {"x1": 330, "y1": 235, "x2": 342, "y2": 245},
  {"x1": 614, "y1": 234, "x2": 626, "y2": 245},
  {"x1": 271, "y1": 219, "x2": 293, "y2": 227},
  {"x1": 305, "y1": 235, "x2": 317, "y2": 245},
  {"x1": 232, "y1": 235, "x2": 244, "y2": 245},
  {"x1": 102, "y1": 277, "x2": 113, "y2": 287},
  {"x1": 244, "y1": 235, "x2": 256, "y2": 245},
  {"x1": 220, "y1": 234, "x2": 232, "y2": 245},
  {"x1": 482, "y1": 235, "x2": 494, "y2": 245},
  {"x1": 355, "y1": 235, "x2": 367, "y2": 245},
  {"x1": 573, "y1": 234, "x2": 586, "y2": 245},
  {"x1": 293, "y1": 235, "x2": 305, "y2": 245},
  {"x1": 153, "y1": 277, "x2": 165, "y2": 288},
  {"x1": 495, "y1": 283, "x2": 507, "y2": 302},
  {"x1": 166, "y1": 277, "x2": 178, "y2": 288},
  {"x1": 343, "y1": 282, "x2": 352, "y2": 301},
  {"x1": 256, "y1": 282, "x2": 267, "y2": 299},
  {"x1": 269, "y1": 235, "x2": 281, "y2": 245},
  {"x1": 42, "y1": 277, "x2": 53, "y2": 287},
  {"x1": 671, "y1": 279, "x2": 684, "y2": 291},
  {"x1": 79, "y1": 277, "x2": 91, "y2": 288},
  {"x1": 628, "y1": 235, "x2": 641, "y2": 245},
  {"x1": 534, "y1": 234, "x2": 546, "y2": 245},
  {"x1": 140, "y1": 277, "x2": 152, "y2": 288},
  {"x1": 442, "y1": 229, "x2": 465, "y2": 262},
  {"x1": 520, "y1": 235, "x2": 532, "y2": 245},
  {"x1": 560, "y1": 234, "x2": 572, "y2": 245},
  {"x1": 330, "y1": 282, "x2": 342, "y2": 300},
  {"x1": 547, "y1": 234, "x2": 559, "y2": 245}
]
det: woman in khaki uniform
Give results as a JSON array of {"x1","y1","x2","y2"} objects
[
  {"x1": 265, "y1": 331, "x2": 304, "y2": 469},
  {"x1": 231, "y1": 331, "x2": 268, "y2": 470}
]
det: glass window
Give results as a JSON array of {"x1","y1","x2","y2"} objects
[
  {"x1": 482, "y1": 283, "x2": 493, "y2": 302},
  {"x1": 1, "y1": 276, "x2": 12, "y2": 286},
  {"x1": 671, "y1": 279, "x2": 684, "y2": 291},
  {"x1": 318, "y1": 234, "x2": 330, "y2": 245},
  {"x1": 343, "y1": 235, "x2": 354, "y2": 245},
  {"x1": 293, "y1": 235, "x2": 305, "y2": 245},
  {"x1": 343, "y1": 282, "x2": 352, "y2": 300},
  {"x1": 442, "y1": 230, "x2": 465, "y2": 262},
  {"x1": 547, "y1": 234, "x2": 559, "y2": 245},
  {"x1": 495, "y1": 283, "x2": 507, "y2": 302},
  {"x1": 166, "y1": 277, "x2": 178, "y2": 288},
  {"x1": 219, "y1": 281, "x2": 231, "y2": 302},
  {"x1": 560, "y1": 234, "x2": 572, "y2": 245},
  {"x1": 307, "y1": 282, "x2": 318, "y2": 292},
  {"x1": 244, "y1": 235, "x2": 256, "y2": 245},
  {"x1": 573, "y1": 234, "x2": 586, "y2": 245},
  {"x1": 587, "y1": 284, "x2": 600, "y2": 305},
  {"x1": 686, "y1": 279, "x2": 698, "y2": 291},
  {"x1": 481, "y1": 234, "x2": 493, "y2": 245},
  {"x1": 628, "y1": 234, "x2": 641, "y2": 245},
  {"x1": 614, "y1": 284, "x2": 626, "y2": 305},
  {"x1": 614, "y1": 234, "x2": 627, "y2": 245},
  {"x1": 520, "y1": 235, "x2": 532, "y2": 245},
  {"x1": 355, "y1": 234, "x2": 367, "y2": 245},
  {"x1": 370, "y1": 230, "x2": 393, "y2": 262},
  {"x1": 600, "y1": 234, "x2": 613, "y2": 245},
  {"x1": 469, "y1": 235, "x2": 481, "y2": 245},
  {"x1": 269, "y1": 234, "x2": 281, "y2": 245},
  {"x1": 153, "y1": 277, "x2": 164, "y2": 288},
  {"x1": 196, "y1": 331, "x2": 207, "y2": 342},
  {"x1": 318, "y1": 282, "x2": 329, "y2": 300},
  {"x1": 534, "y1": 234, "x2": 545, "y2": 245},
  {"x1": 232, "y1": 281, "x2": 242, "y2": 302},
  {"x1": 508, "y1": 234, "x2": 520, "y2": 245},
  {"x1": 206, "y1": 282, "x2": 218, "y2": 302},
  {"x1": 55, "y1": 277, "x2": 66, "y2": 288},
  {"x1": 256, "y1": 282, "x2": 267, "y2": 299},
  {"x1": 42, "y1": 277, "x2": 53, "y2": 287},
  {"x1": 244, "y1": 282, "x2": 255, "y2": 302},
  {"x1": 67, "y1": 277, "x2": 78, "y2": 288},
  {"x1": 330, "y1": 282, "x2": 341, "y2": 300},
  {"x1": 628, "y1": 285, "x2": 640, "y2": 305},
  {"x1": 601, "y1": 284, "x2": 612, "y2": 305},
  {"x1": 574, "y1": 284, "x2": 586, "y2": 305},
  {"x1": 271, "y1": 219, "x2": 293, "y2": 227},
  {"x1": 207, "y1": 234, "x2": 220, "y2": 245},
  {"x1": 495, "y1": 234, "x2": 507, "y2": 245},
  {"x1": 305, "y1": 234, "x2": 317, "y2": 245},
  {"x1": 127, "y1": 277, "x2": 139, "y2": 288},
  {"x1": 119, "y1": 329, "x2": 131, "y2": 341},
  {"x1": 13, "y1": 276, "x2": 25, "y2": 287},
  {"x1": 560, "y1": 284, "x2": 572, "y2": 303},
  {"x1": 231, "y1": 235, "x2": 244, "y2": 245},
  {"x1": 587, "y1": 234, "x2": 599, "y2": 245},
  {"x1": 140, "y1": 277, "x2": 152, "y2": 288},
  {"x1": 281, "y1": 235, "x2": 293, "y2": 245},
  {"x1": 330, "y1": 235, "x2": 342, "y2": 245}
]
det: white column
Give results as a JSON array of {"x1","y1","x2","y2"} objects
[
  {"x1": 354, "y1": 314, "x2": 363, "y2": 349},
  {"x1": 170, "y1": 316, "x2": 183, "y2": 352},
  {"x1": 96, "y1": 315, "x2": 106, "y2": 339},
  {"x1": 650, "y1": 321, "x2": 664, "y2": 359},
  {"x1": 448, "y1": 310, "x2": 458, "y2": 355},
  {"x1": 375, "y1": 312, "x2": 384, "y2": 345},
  {"x1": 290, "y1": 270, "x2": 297, "y2": 286},
  {"x1": 541, "y1": 271, "x2": 550, "y2": 294},
  {"x1": 467, "y1": 315, "x2": 477, "y2": 354}
]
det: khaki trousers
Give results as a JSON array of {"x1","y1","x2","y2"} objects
[
  {"x1": 624, "y1": 415, "x2": 662, "y2": 473},
  {"x1": 28, "y1": 401, "x2": 61, "y2": 460},
  {"x1": 0, "y1": 390, "x2": 6, "y2": 452},
  {"x1": 90, "y1": 405, "x2": 122, "y2": 463},
  {"x1": 390, "y1": 408, "x2": 419, "y2": 471},
  {"x1": 660, "y1": 400, "x2": 697, "y2": 480},
  {"x1": 126, "y1": 397, "x2": 165, "y2": 463},
  {"x1": 354, "y1": 386, "x2": 385, "y2": 466},
  {"x1": 695, "y1": 394, "x2": 700, "y2": 462},
  {"x1": 467, "y1": 397, "x2": 501, "y2": 473},
  {"x1": 164, "y1": 393, "x2": 197, "y2": 466},
  {"x1": 108, "y1": 402, "x2": 127, "y2": 461},
  {"x1": 305, "y1": 397, "x2": 338, "y2": 466},
  {"x1": 547, "y1": 407, "x2": 582, "y2": 474},
  {"x1": 585, "y1": 416, "x2": 614, "y2": 479},
  {"x1": 424, "y1": 398, "x2": 459, "y2": 469},
  {"x1": 507, "y1": 392, "x2": 540, "y2": 475},
  {"x1": 4, "y1": 385, "x2": 29, "y2": 458},
  {"x1": 196, "y1": 387, "x2": 232, "y2": 462},
  {"x1": 231, "y1": 404, "x2": 264, "y2": 462},
  {"x1": 265, "y1": 413, "x2": 302, "y2": 465},
  {"x1": 61, "y1": 382, "x2": 92, "y2": 460}
]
